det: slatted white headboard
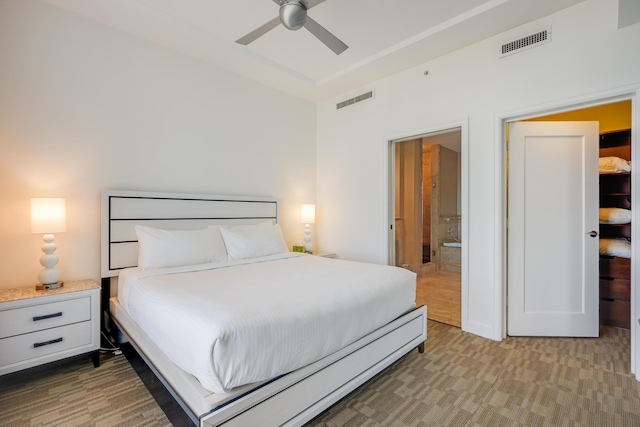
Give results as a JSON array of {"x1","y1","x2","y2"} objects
[{"x1": 100, "y1": 190, "x2": 279, "y2": 278}]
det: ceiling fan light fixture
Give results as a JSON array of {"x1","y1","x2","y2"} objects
[
  {"x1": 236, "y1": 0, "x2": 347, "y2": 55},
  {"x1": 280, "y1": 2, "x2": 307, "y2": 30}
]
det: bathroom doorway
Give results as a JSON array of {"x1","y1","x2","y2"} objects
[{"x1": 392, "y1": 127, "x2": 462, "y2": 327}]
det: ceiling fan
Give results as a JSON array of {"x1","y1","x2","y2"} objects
[{"x1": 235, "y1": 0, "x2": 348, "y2": 55}]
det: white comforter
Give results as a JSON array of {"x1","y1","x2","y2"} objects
[{"x1": 118, "y1": 253, "x2": 416, "y2": 393}]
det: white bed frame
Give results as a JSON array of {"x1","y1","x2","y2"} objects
[{"x1": 101, "y1": 189, "x2": 427, "y2": 426}]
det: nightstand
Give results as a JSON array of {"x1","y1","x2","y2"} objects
[
  {"x1": 0, "y1": 279, "x2": 100, "y2": 376},
  {"x1": 313, "y1": 251, "x2": 337, "y2": 259}
]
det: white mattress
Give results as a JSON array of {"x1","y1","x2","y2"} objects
[{"x1": 118, "y1": 253, "x2": 416, "y2": 394}]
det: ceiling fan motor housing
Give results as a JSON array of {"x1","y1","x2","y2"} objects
[{"x1": 280, "y1": 2, "x2": 307, "y2": 30}]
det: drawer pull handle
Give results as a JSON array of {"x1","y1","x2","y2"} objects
[
  {"x1": 33, "y1": 312, "x2": 63, "y2": 321},
  {"x1": 33, "y1": 337, "x2": 63, "y2": 348}
]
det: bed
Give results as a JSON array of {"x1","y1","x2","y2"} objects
[{"x1": 101, "y1": 190, "x2": 427, "y2": 426}]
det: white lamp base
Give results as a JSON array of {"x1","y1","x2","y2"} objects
[
  {"x1": 304, "y1": 223, "x2": 313, "y2": 254},
  {"x1": 36, "y1": 281, "x2": 64, "y2": 291},
  {"x1": 36, "y1": 233, "x2": 63, "y2": 290}
]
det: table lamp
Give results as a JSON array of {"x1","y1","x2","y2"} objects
[
  {"x1": 31, "y1": 198, "x2": 66, "y2": 290},
  {"x1": 301, "y1": 204, "x2": 315, "y2": 254}
]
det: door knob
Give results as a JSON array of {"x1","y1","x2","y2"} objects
[{"x1": 588, "y1": 230, "x2": 599, "y2": 237}]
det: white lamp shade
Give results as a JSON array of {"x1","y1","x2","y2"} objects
[
  {"x1": 31, "y1": 198, "x2": 66, "y2": 234},
  {"x1": 301, "y1": 204, "x2": 316, "y2": 224}
]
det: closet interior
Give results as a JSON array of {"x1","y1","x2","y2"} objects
[{"x1": 599, "y1": 129, "x2": 632, "y2": 329}]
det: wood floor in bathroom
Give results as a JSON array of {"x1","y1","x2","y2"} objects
[{"x1": 416, "y1": 270, "x2": 461, "y2": 327}]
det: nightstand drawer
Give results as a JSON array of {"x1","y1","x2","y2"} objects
[
  {"x1": 0, "y1": 321, "x2": 92, "y2": 367},
  {"x1": 0, "y1": 297, "x2": 91, "y2": 339}
]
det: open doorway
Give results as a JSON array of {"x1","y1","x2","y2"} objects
[
  {"x1": 507, "y1": 100, "x2": 632, "y2": 335},
  {"x1": 501, "y1": 97, "x2": 636, "y2": 372},
  {"x1": 523, "y1": 100, "x2": 633, "y2": 332},
  {"x1": 392, "y1": 128, "x2": 462, "y2": 327}
]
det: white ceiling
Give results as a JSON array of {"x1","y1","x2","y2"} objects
[{"x1": 42, "y1": 0, "x2": 586, "y2": 102}]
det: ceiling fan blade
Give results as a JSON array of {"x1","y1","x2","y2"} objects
[
  {"x1": 235, "y1": 17, "x2": 281, "y2": 45},
  {"x1": 304, "y1": 16, "x2": 348, "y2": 55},
  {"x1": 303, "y1": 0, "x2": 328, "y2": 10},
  {"x1": 271, "y1": 0, "x2": 326, "y2": 9}
]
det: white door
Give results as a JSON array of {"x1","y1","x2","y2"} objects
[{"x1": 508, "y1": 121, "x2": 599, "y2": 337}]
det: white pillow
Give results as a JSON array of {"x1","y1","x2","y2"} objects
[
  {"x1": 599, "y1": 238, "x2": 631, "y2": 259},
  {"x1": 220, "y1": 222, "x2": 288, "y2": 260},
  {"x1": 599, "y1": 156, "x2": 631, "y2": 173},
  {"x1": 135, "y1": 225, "x2": 228, "y2": 269},
  {"x1": 599, "y1": 207, "x2": 632, "y2": 224}
]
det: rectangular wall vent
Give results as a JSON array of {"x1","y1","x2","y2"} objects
[
  {"x1": 336, "y1": 90, "x2": 374, "y2": 110},
  {"x1": 499, "y1": 26, "x2": 551, "y2": 58}
]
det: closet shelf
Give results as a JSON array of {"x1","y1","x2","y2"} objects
[{"x1": 599, "y1": 129, "x2": 631, "y2": 148}]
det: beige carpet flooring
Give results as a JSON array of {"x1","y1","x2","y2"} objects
[
  {"x1": 0, "y1": 348, "x2": 168, "y2": 427},
  {"x1": 1, "y1": 321, "x2": 639, "y2": 426}
]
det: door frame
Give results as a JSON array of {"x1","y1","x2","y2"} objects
[
  {"x1": 386, "y1": 119, "x2": 469, "y2": 330},
  {"x1": 495, "y1": 84, "x2": 640, "y2": 379}
]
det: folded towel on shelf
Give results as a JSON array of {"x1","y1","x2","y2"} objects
[
  {"x1": 599, "y1": 156, "x2": 631, "y2": 173},
  {"x1": 599, "y1": 207, "x2": 632, "y2": 224},
  {"x1": 599, "y1": 238, "x2": 631, "y2": 258}
]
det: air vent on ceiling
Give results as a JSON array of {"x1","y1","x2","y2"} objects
[
  {"x1": 336, "y1": 90, "x2": 374, "y2": 110},
  {"x1": 499, "y1": 26, "x2": 551, "y2": 58}
]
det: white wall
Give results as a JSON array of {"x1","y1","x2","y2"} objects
[
  {"x1": 316, "y1": 0, "x2": 640, "y2": 339},
  {"x1": 0, "y1": 0, "x2": 316, "y2": 289}
]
